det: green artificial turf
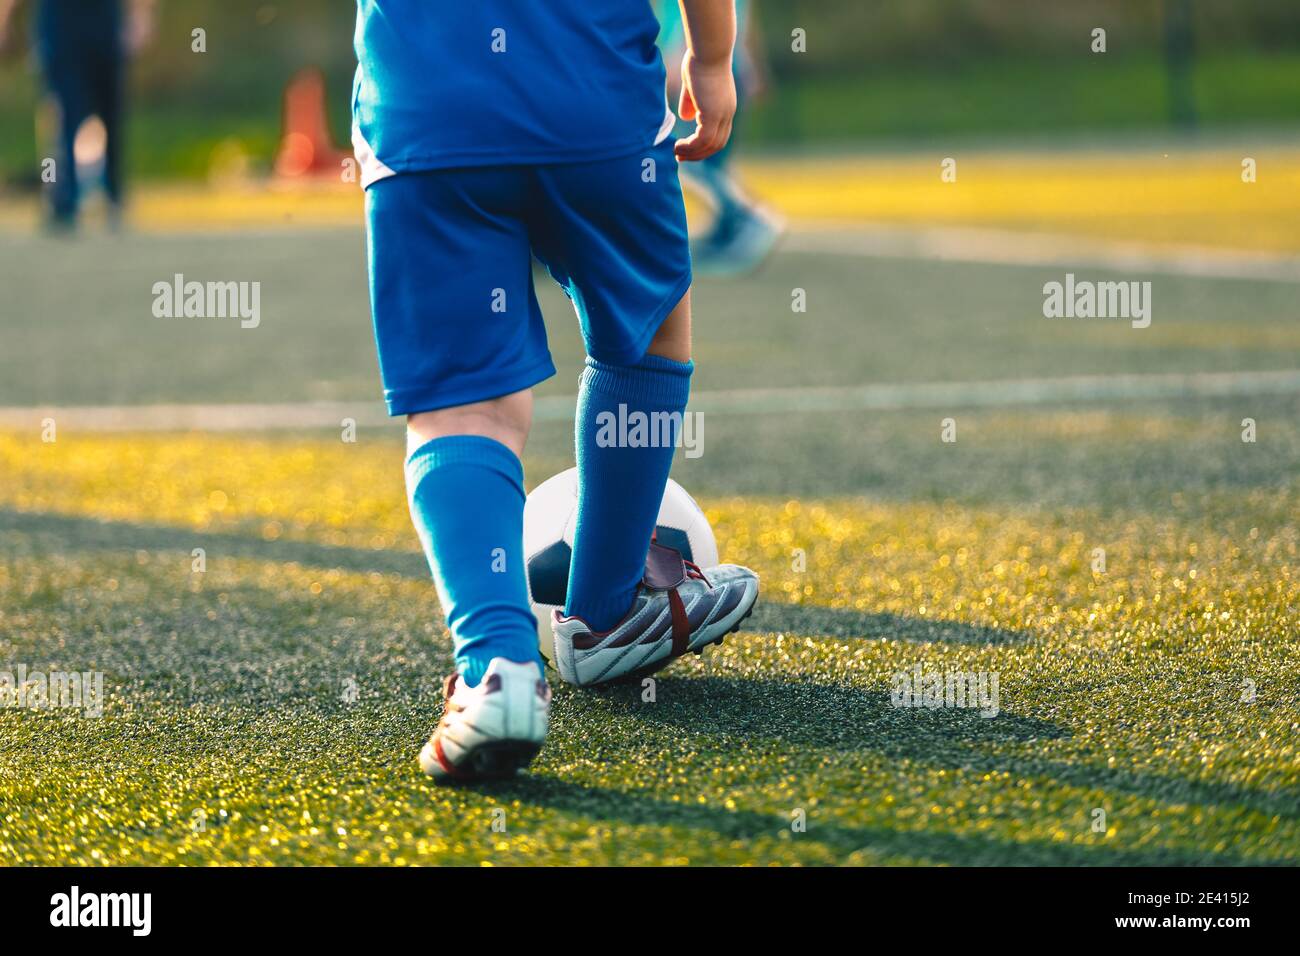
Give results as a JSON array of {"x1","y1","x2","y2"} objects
[{"x1": 1, "y1": 221, "x2": 1297, "y2": 864}]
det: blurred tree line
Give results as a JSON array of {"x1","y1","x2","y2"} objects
[
  {"x1": 762, "y1": 0, "x2": 1300, "y2": 69},
  {"x1": 68, "y1": 0, "x2": 1300, "y2": 104},
  {"x1": 1, "y1": 0, "x2": 1299, "y2": 181}
]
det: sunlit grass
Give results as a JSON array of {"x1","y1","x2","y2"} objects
[
  {"x1": 4, "y1": 143, "x2": 1298, "y2": 253},
  {"x1": 746, "y1": 146, "x2": 1300, "y2": 252},
  {"x1": 1, "y1": 430, "x2": 1295, "y2": 865}
]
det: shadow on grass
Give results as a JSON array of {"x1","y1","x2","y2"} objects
[
  {"x1": 0, "y1": 507, "x2": 428, "y2": 577},
  {"x1": 567, "y1": 675, "x2": 1065, "y2": 754},
  {"x1": 472, "y1": 775, "x2": 1265, "y2": 866},
  {"x1": 748, "y1": 601, "x2": 1030, "y2": 644},
  {"x1": 952, "y1": 751, "x2": 1300, "y2": 825},
  {"x1": 5, "y1": 505, "x2": 1291, "y2": 863},
  {"x1": 546, "y1": 674, "x2": 1298, "y2": 848},
  {"x1": 0, "y1": 508, "x2": 1033, "y2": 646}
]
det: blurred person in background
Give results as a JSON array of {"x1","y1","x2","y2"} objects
[
  {"x1": 656, "y1": 0, "x2": 782, "y2": 275},
  {"x1": 0, "y1": 0, "x2": 155, "y2": 231}
]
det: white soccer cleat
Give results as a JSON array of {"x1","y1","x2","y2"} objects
[
  {"x1": 551, "y1": 542, "x2": 759, "y2": 687},
  {"x1": 418, "y1": 658, "x2": 550, "y2": 783}
]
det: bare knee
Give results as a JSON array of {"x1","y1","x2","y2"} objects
[
  {"x1": 408, "y1": 388, "x2": 533, "y2": 458},
  {"x1": 646, "y1": 288, "x2": 691, "y2": 363}
]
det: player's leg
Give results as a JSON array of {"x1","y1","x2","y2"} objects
[
  {"x1": 565, "y1": 298, "x2": 695, "y2": 632},
  {"x1": 646, "y1": 288, "x2": 692, "y2": 363},
  {"x1": 531, "y1": 139, "x2": 758, "y2": 686},
  {"x1": 531, "y1": 137, "x2": 694, "y2": 632},
  {"x1": 408, "y1": 388, "x2": 533, "y2": 458},
  {"x1": 405, "y1": 388, "x2": 537, "y2": 686},
  {"x1": 405, "y1": 387, "x2": 537, "y2": 694},
  {"x1": 364, "y1": 167, "x2": 554, "y2": 779},
  {"x1": 404, "y1": 390, "x2": 549, "y2": 780}
]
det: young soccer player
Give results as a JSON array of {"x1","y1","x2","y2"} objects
[{"x1": 353, "y1": 1, "x2": 760, "y2": 783}]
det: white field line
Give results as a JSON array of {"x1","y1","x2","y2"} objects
[
  {"x1": 2, "y1": 369, "x2": 1297, "y2": 433},
  {"x1": 784, "y1": 222, "x2": 1300, "y2": 283}
]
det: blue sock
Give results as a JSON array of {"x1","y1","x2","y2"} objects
[
  {"x1": 565, "y1": 353, "x2": 693, "y2": 631},
  {"x1": 405, "y1": 434, "x2": 543, "y2": 687}
]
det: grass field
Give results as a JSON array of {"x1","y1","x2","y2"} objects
[{"x1": 1, "y1": 145, "x2": 1298, "y2": 866}]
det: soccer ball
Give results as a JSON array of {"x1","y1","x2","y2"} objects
[{"x1": 523, "y1": 467, "x2": 718, "y2": 664}]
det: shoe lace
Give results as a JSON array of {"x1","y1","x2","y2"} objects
[{"x1": 683, "y1": 560, "x2": 710, "y2": 585}]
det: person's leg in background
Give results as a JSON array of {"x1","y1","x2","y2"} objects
[
  {"x1": 684, "y1": 64, "x2": 784, "y2": 276},
  {"x1": 657, "y1": 0, "x2": 781, "y2": 275},
  {"x1": 41, "y1": 51, "x2": 86, "y2": 228},
  {"x1": 95, "y1": 44, "x2": 126, "y2": 221},
  {"x1": 680, "y1": 84, "x2": 746, "y2": 238}
]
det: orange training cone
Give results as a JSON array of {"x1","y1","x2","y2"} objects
[{"x1": 274, "y1": 67, "x2": 351, "y2": 180}]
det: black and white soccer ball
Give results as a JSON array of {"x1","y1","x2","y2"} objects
[{"x1": 523, "y1": 467, "x2": 718, "y2": 664}]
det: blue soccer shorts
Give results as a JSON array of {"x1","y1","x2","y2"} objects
[{"x1": 364, "y1": 136, "x2": 692, "y2": 416}]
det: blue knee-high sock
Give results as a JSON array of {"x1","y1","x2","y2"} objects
[
  {"x1": 566, "y1": 353, "x2": 693, "y2": 631},
  {"x1": 405, "y1": 435, "x2": 543, "y2": 687}
]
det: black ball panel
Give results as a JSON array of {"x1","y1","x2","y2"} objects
[
  {"x1": 527, "y1": 540, "x2": 572, "y2": 605},
  {"x1": 526, "y1": 525, "x2": 695, "y2": 605},
  {"x1": 652, "y1": 526, "x2": 694, "y2": 562}
]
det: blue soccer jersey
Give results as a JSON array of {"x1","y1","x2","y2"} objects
[{"x1": 352, "y1": 0, "x2": 674, "y2": 186}]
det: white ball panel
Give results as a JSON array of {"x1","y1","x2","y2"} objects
[{"x1": 524, "y1": 467, "x2": 718, "y2": 664}]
